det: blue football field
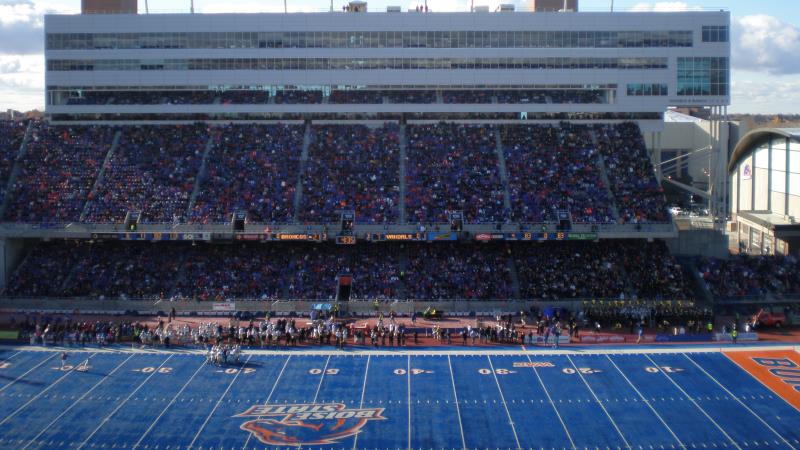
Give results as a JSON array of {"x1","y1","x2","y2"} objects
[{"x1": 0, "y1": 346, "x2": 799, "y2": 450}]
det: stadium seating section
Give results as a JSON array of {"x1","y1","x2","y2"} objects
[
  {"x1": 0, "y1": 120, "x2": 671, "y2": 225},
  {"x1": 4, "y1": 240, "x2": 694, "y2": 301},
  {"x1": 697, "y1": 254, "x2": 800, "y2": 298}
]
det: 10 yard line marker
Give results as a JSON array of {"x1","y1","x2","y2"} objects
[
  {"x1": 642, "y1": 354, "x2": 742, "y2": 450},
  {"x1": 604, "y1": 355, "x2": 686, "y2": 450}
]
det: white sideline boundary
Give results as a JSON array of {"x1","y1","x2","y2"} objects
[{"x1": 3, "y1": 343, "x2": 798, "y2": 357}]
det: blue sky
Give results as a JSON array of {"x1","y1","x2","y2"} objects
[{"x1": 0, "y1": 0, "x2": 799, "y2": 114}]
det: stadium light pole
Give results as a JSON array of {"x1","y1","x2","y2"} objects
[{"x1": 610, "y1": 0, "x2": 614, "y2": 12}]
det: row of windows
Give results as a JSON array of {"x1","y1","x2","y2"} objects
[
  {"x1": 48, "y1": 57, "x2": 669, "y2": 72},
  {"x1": 701, "y1": 26, "x2": 729, "y2": 43},
  {"x1": 676, "y1": 57, "x2": 729, "y2": 96},
  {"x1": 626, "y1": 83, "x2": 668, "y2": 96},
  {"x1": 46, "y1": 30, "x2": 694, "y2": 50}
]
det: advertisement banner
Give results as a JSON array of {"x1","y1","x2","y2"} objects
[{"x1": 212, "y1": 302, "x2": 236, "y2": 312}]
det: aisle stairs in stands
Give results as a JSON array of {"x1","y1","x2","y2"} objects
[
  {"x1": 292, "y1": 122, "x2": 312, "y2": 222},
  {"x1": 167, "y1": 251, "x2": 192, "y2": 300},
  {"x1": 507, "y1": 257, "x2": 522, "y2": 299},
  {"x1": 494, "y1": 126, "x2": 513, "y2": 214},
  {"x1": 590, "y1": 130, "x2": 621, "y2": 222},
  {"x1": 184, "y1": 132, "x2": 217, "y2": 221},
  {"x1": 79, "y1": 130, "x2": 122, "y2": 222},
  {"x1": 0, "y1": 120, "x2": 35, "y2": 218},
  {"x1": 398, "y1": 123, "x2": 408, "y2": 224}
]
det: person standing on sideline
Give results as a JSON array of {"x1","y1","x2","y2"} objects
[
  {"x1": 636, "y1": 323, "x2": 644, "y2": 344},
  {"x1": 60, "y1": 351, "x2": 68, "y2": 370},
  {"x1": 731, "y1": 327, "x2": 738, "y2": 344}
]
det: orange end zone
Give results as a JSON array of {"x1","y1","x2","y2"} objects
[{"x1": 724, "y1": 349, "x2": 800, "y2": 411}]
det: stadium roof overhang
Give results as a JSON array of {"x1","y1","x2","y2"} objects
[{"x1": 729, "y1": 127, "x2": 800, "y2": 172}]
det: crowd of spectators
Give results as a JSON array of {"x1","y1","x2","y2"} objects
[
  {"x1": 581, "y1": 300, "x2": 712, "y2": 333},
  {"x1": 406, "y1": 123, "x2": 506, "y2": 223},
  {"x1": 190, "y1": 124, "x2": 302, "y2": 223},
  {"x1": 0, "y1": 120, "x2": 26, "y2": 206},
  {"x1": 285, "y1": 244, "x2": 401, "y2": 300},
  {"x1": 697, "y1": 254, "x2": 800, "y2": 298},
  {"x1": 175, "y1": 244, "x2": 289, "y2": 301},
  {"x1": 5, "y1": 123, "x2": 116, "y2": 222},
  {"x1": 329, "y1": 90, "x2": 384, "y2": 104},
  {"x1": 274, "y1": 90, "x2": 323, "y2": 104},
  {"x1": 595, "y1": 123, "x2": 670, "y2": 223},
  {"x1": 514, "y1": 241, "x2": 692, "y2": 300},
  {"x1": 404, "y1": 243, "x2": 514, "y2": 300},
  {"x1": 84, "y1": 124, "x2": 210, "y2": 223},
  {"x1": 442, "y1": 90, "x2": 492, "y2": 103},
  {"x1": 385, "y1": 90, "x2": 437, "y2": 104},
  {"x1": 502, "y1": 123, "x2": 614, "y2": 223},
  {"x1": 548, "y1": 90, "x2": 605, "y2": 104},
  {"x1": 219, "y1": 90, "x2": 269, "y2": 104},
  {"x1": 64, "y1": 242, "x2": 183, "y2": 299},
  {"x1": 3, "y1": 239, "x2": 700, "y2": 302},
  {"x1": 300, "y1": 124, "x2": 400, "y2": 223}
]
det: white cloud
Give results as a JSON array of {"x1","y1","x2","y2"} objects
[
  {"x1": 630, "y1": 2, "x2": 702, "y2": 12},
  {"x1": 0, "y1": 54, "x2": 44, "y2": 110},
  {"x1": 730, "y1": 77, "x2": 800, "y2": 114},
  {"x1": 733, "y1": 14, "x2": 800, "y2": 76}
]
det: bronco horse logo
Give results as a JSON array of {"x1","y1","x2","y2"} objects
[{"x1": 236, "y1": 403, "x2": 386, "y2": 446}]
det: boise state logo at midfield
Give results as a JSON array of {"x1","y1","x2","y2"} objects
[{"x1": 236, "y1": 403, "x2": 386, "y2": 446}]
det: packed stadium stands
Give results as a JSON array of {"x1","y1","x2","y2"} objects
[
  {"x1": 300, "y1": 124, "x2": 400, "y2": 223},
  {"x1": 697, "y1": 254, "x2": 800, "y2": 298},
  {"x1": 0, "y1": 120, "x2": 27, "y2": 207},
  {"x1": 83, "y1": 124, "x2": 209, "y2": 223},
  {"x1": 189, "y1": 123, "x2": 302, "y2": 223},
  {"x1": 4, "y1": 123, "x2": 116, "y2": 222},
  {"x1": 595, "y1": 123, "x2": 670, "y2": 223},
  {"x1": 406, "y1": 123, "x2": 506, "y2": 223},
  {"x1": 502, "y1": 123, "x2": 614, "y2": 223}
]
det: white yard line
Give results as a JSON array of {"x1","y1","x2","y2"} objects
[
  {"x1": 683, "y1": 353, "x2": 796, "y2": 450},
  {"x1": 407, "y1": 354, "x2": 412, "y2": 450},
  {"x1": 487, "y1": 355, "x2": 522, "y2": 450},
  {"x1": 187, "y1": 355, "x2": 253, "y2": 449},
  {"x1": 447, "y1": 355, "x2": 467, "y2": 450},
  {"x1": 0, "y1": 352, "x2": 98, "y2": 427},
  {"x1": 525, "y1": 353, "x2": 577, "y2": 450},
  {"x1": 565, "y1": 355, "x2": 631, "y2": 449},
  {"x1": 642, "y1": 354, "x2": 742, "y2": 450},
  {"x1": 21, "y1": 353, "x2": 135, "y2": 450},
  {"x1": 313, "y1": 355, "x2": 332, "y2": 402},
  {"x1": 0, "y1": 352, "x2": 57, "y2": 393},
  {"x1": 352, "y1": 355, "x2": 371, "y2": 450},
  {"x1": 78, "y1": 354, "x2": 174, "y2": 450},
  {"x1": 240, "y1": 355, "x2": 292, "y2": 450},
  {"x1": 604, "y1": 355, "x2": 686, "y2": 450}
]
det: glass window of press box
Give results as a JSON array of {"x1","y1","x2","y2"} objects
[{"x1": 677, "y1": 57, "x2": 729, "y2": 96}]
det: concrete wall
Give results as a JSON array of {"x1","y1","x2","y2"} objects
[
  {"x1": 665, "y1": 228, "x2": 729, "y2": 258},
  {"x1": 0, "y1": 239, "x2": 31, "y2": 290}
]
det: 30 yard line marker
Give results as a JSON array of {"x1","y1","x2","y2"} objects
[
  {"x1": 525, "y1": 354, "x2": 576, "y2": 450},
  {"x1": 487, "y1": 355, "x2": 521, "y2": 449},
  {"x1": 447, "y1": 355, "x2": 467, "y2": 450}
]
